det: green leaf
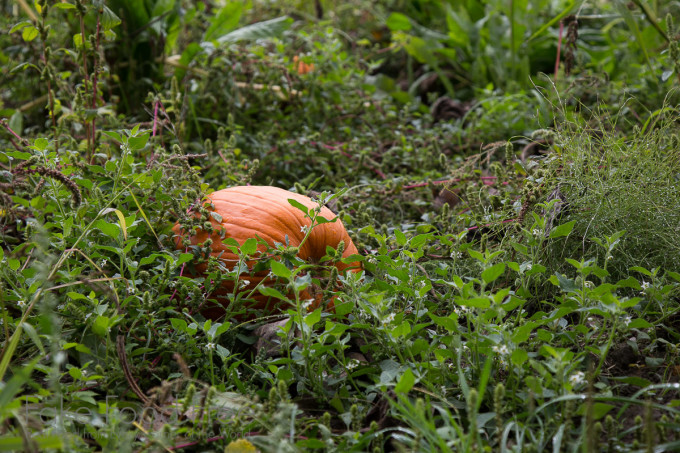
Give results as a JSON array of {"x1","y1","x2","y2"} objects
[
  {"x1": 177, "y1": 253, "x2": 194, "y2": 266},
  {"x1": 554, "y1": 273, "x2": 578, "y2": 293},
  {"x1": 241, "y1": 238, "x2": 257, "y2": 255},
  {"x1": 481, "y1": 263, "x2": 505, "y2": 284},
  {"x1": 204, "y1": 2, "x2": 243, "y2": 41},
  {"x1": 287, "y1": 198, "x2": 308, "y2": 215},
  {"x1": 270, "y1": 260, "x2": 292, "y2": 280},
  {"x1": 628, "y1": 318, "x2": 653, "y2": 329},
  {"x1": 91, "y1": 316, "x2": 111, "y2": 337},
  {"x1": 386, "y1": 13, "x2": 412, "y2": 31},
  {"x1": 9, "y1": 21, "x2": 32, "y2": 34},
  {"x1": 394, "y1": 229, "x2": 407, "y2": 246},
  {"x1": 170, "y1": 318, "x2": 188, "y2": 333},
  {"x1": 390, "y1": 321, "x2": 411, "y2": 338},
  {"x1": 217, "y1": 16, "x2": 293, "y2": 44},
  {"x1": 54, "y1": 2, "x2": 76, "y2": 9},
  {"x1": 459, "y1": 297, "x2": 490, "y2": 309},
  {"x1": 127, "y1": 132, "x2": 150, "y2": 150},
  {"x1": 94, "y1": 219, "x2": 120, "y2": 239},
  {"x1": 304, "y1": 308, "x2": 321, "y2": 327},
  {"x1": 258, "y1": 286, "x2": 288, "y2": 301},
  {"x1": 576, "y1": 402, "x2": 615, "y2": 420},
  {"x1": 101, "y1": 6, "x2": 122, "y2": 30},
  {"x1": 8, "y1": 259, "x2": 19, "y2": 271},
  {"x1": 511, "y1": 349, "x2": 528, "y2": 366},
  {"x1": 429, "y1": 313, "x2": 458, "y2": 332},
  {"x1": 630, "y1": 266, "x2": 653, "y2": 277},
  {"x1": 22, "y1": 26, "x2": 38, "y2": 42},
  {"x1": 394, "y1": 368, "x2": 415, "y2": 393},
  {"x1": 549, "y1": 220, "x2": 576, "y2": 239},
  {"x1": 512, "y1": 322, "x2": 538, "y2": 344}
]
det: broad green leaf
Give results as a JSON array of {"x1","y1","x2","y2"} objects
[
  {"x1": 241, "y1": 237, "x2": 258, "y2": 255},
  {"x1": 394, "y1": 368, "x2": 415, "y2": 393},
  {"x1": 304, "y1": 308, "x2": 321, "y2": 327},
  {"x1": 22, "y1": 26, "x2": 38, "y2": 42},
  {"x1": 170, "y1": 318, "x2": 188, "y2": 333},
  {"x1": 258, "y1": 286, "x2": 288, "y2": 300},
  {"x1": 204, "y1": 2, "x2": 243, "y2": 41},
  {"x1": 386, "y1": 13, "x2": 412, "y2": 31},
  {"x1": 270, "y1": 260, "x2": 292, "y2": 279},
  {"x1": 458, "y1": 297, "x2": 490, "y2": 309},
  {"x1": 549, "y1": 220, "x2": 575, "y2": 239},
  {"x1": 287, "y1": 198, "x2": 309, "y2": 215},
  {"x1": 217, "y1": 16, "x2": 293, "y2": 44},
  {"x1": 394, "y1": 229, "x2": 407, "y2": 246},
  {"x1": 482, "y1": 263, "x2": 505, "y2": 284},
  {"x1": 511, "y1": 349, "x2": 528, "y2": 366},
  {"x1": 101, "y1": 6, "x2": 122, "y2": 30},
  {"x1": 94, "y1": 219, "x2": 120, "y2": 239}
]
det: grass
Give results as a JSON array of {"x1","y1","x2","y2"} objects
[{"x1": 1, "y1": 1, "x2": 680, "y2": 451}]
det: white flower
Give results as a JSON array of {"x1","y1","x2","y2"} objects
[
  {"x1": 621, "y1": 315, "x2": 632, "y2": 327},
  {"x1": 300, "y1": 225, "x2": 308, "y2": 233},
  {"x1": 568, "y1": 371, "x2": 585, "y2": 387},
  {"x1": 450, "y1": 251, "x2": 463, "y2": 259},
  {"x1": 17, "y1": 300, "x2": 26, "y2": 308},
  {"x1": 301, "y1": 299, "x2": 313, "y2": 310},
  {"x1": 346, "y1": 359, "x2": 360, "y2": 370},
  {"x1": 641, "y1": 281, "x2": 651, "y2": 291},
  {"x1": 532, "y1": 229, "x2": 541, "y2": 237},
  {"x1": 100, "y1": 259, "x2": 107, "y2": 267},
  {"x1": 584, "y1": 280, "x2": 594, "y2": 289},
  {"x1": 382, "y1": 312, "x2": 396, "y2": 325},
  {"x1": 607, "y1": 255, "x2": 613, "y2": 260},
  {"x1": 206, "y1": 342, "x2": 216, "y2": 351},
  {"x1": 492, "y1": 344, "x2": 510, "y2": 356},
  {"x1": 127, "y1": 286, "x2": 136, "y2": 295},
  {"x1": 239, "y1": 280, "x2": 251, "y2": 289}
]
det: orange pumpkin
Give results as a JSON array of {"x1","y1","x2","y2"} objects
[
  {"x1": 172, "y1": 186, "x2": 361, "y2": 318},
  {"x1": 292, "y1": 55, "x2": 314, "y2": 75}
]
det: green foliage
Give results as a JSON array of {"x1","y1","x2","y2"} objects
[{"x1": 1, "y1": 0, "x2": 680, "y2": 451}]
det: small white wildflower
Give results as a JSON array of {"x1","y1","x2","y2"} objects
[
  {"x1": 239, "y1": 280, "x2": 251, "y2": 289},
  {"x1": 205, "y1": 342, "x2": 216, "y2": 351},
  {"x1": 346, "y1": 359, "x2": 360, "y2": 370},
  {"x1": 100, "y1": 259, "x2": 107, "y2": 267},
  {"x1": 438, "y1": 344, "x2": 446, "y2": 349},
  {"x1": 526, "y1": 263, "x2": 533, "y2": 271},
  {"x1": 568, "y1": 371, "x2": 585, "y2": 387},
  {"x1": 450, "y1": 251, "x2": 463, "y2": 259},
  {"x1": 382, "y1": 312, "x2": 396, "y2": 325},
  {"x1": 17, "y1": 300, "x2": 26, "y2": 308},
  {"x1": 622, "y1": 315, "x2": 632, "y2": 327},
  {"x1": 301, "y1": 299, "x2": 313, "y2": 310},
  {"x1": 607, "y1": 255, "x2": 613, "y2": 260},
  {"x1": 641, "y1": 281, "x2": 651, "y2": 291},
  {"x1": 532, "y1": 229, "x2": 541, "y2": 237},
  {"x1": 492, "y1": 344, "x2": 510, "y2": 356},
  {"x1": 584, "y1": 280, "x2": 594, "y2": 289},
  {"x1": 127, "y1": 287, "x2": 136, "y2": 295},
  {"x1": 300, "y1": 225, "x2": 308, "y2": 233}
]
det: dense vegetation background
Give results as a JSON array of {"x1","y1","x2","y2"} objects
[{"x1": 1, "y1": 0, "x2": 680, "y2": 451}]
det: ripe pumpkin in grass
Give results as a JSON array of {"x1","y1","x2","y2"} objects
[{"x1": 172, "y1": 186, "x2": 361, "y2": 318}]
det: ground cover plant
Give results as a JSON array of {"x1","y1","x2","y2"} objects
[{"x1": 1, "y1": 0, "x2": 680, "y2": 451}]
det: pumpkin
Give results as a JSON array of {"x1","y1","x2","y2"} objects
[
  {"x1": 172, "y1": 186, "x2": 361, "y2": 318},
  {"x1": 292, "y1": 55, "x2": 314, "y2": 75}
]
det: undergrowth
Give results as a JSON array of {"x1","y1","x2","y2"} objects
[{"x1": 1, "y1": 1, "x2": 680, "y2": 452}]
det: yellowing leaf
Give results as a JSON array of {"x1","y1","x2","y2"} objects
[{"x1": 224, "y1": 439, "x2": 258, "y2": 453}]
